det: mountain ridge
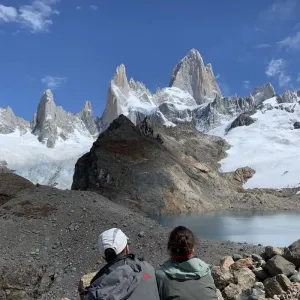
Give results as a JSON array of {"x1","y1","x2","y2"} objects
[{"x1": 1, "y1": 48, "x2": 300, "y2": 190}]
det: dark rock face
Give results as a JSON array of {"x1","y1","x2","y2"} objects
[
  {"x1": 294, "y1": 122, "x2": 300, "y2": 129},
  {"x1": 228, "y1": 113, "x2": 255, "y2": 132},
  {"x1": 284, "y1": 239, "x2": 300, "y2": 268},
  {"x1": 71, "y1": 115, "x2": 240, "y2": 215}
]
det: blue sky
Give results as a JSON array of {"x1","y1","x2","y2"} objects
[{"x1": 0, "y1": 0, "x2": 300, "y2": 120}]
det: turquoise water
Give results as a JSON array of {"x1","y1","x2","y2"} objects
[{"x1": 153, "y1": 211, "x2": 300, "y2": 247}]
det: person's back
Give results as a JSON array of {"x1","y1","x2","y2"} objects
[
  {"x1": 87, "y1": 228, "x2": 159, "y2": 300},
  {"x1": 156, "y1": 226, "x2": 217, "y2": 300}
]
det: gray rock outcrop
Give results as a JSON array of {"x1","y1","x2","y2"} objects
[
  {"x1": 251, "y1": 83, "x2": 276, "y2": 104},
  {"x1": 0, "y1": 106, "x2": 30, "y2": 135},
  {"x1": 228, "y1": 112, "x2": 255, "y2": 132},
  {"x1": 0, "y1": 161, "x2": 11, "y2": 173},
  {"x1": 77, "y1": 101, "x2": 98, "y2": 135},
  {"x1": 169, "y1": 49, "x2": 222, "y2": 104},
  {"x1": 278, "y1": 91, "x2": 299, "y2": 103},
  {"x1": 193, "y1": 96, "x2": 254, "y2": 132}
]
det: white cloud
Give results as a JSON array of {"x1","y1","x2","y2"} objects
[
  {"x1": 266, "y1": 59, "x2": 285, "y2": 77},
  {"x1": 266, "y1": 58, "x2": 292, "y2": 88},
  {"x1": 90, "y1": 5, "x2": 98, "y2": 11},
  {"x1": 260, "y1": 0, "x2": 297, "y2": 21},
  {"x1": 297, "y1": 73, "x2": 300, "y2": 83},
  {"x1": 0, "y1": 0, "x2": 59, "y2": 33},
  {"x1": 278, "y1": 30, "x2": 300, "y2": 51},
  {"x1": 215, "y1": 74, "x2": 220, "y2": 79},
  {"x1": 76, "y1": 6, "x2": 81, "y2": 11},
  {"x1": 254, "y1": 44, "x2": 272, "y2": 49},
  {"x1": 243, "y1": 80, "x2": 250, "y2": 89},
  {"x1": 278, "y1": 73, "x2": 291, "y2": 88},
  {"x1": 41, "y1": 76, "x2": 66, "y2": 89},
  {"x1": 0, "y1": 5, "x2": 18, "y2": 22}
]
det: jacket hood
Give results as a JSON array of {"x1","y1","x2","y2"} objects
[
  {"x1": 88, "y1": 254, "x2": 144, "y2": 300},
  {"x1": 160, "y1": 257, "x2": 210, "y2": 280}
]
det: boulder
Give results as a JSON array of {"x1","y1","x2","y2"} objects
[
  {"x1": 235, "y1": 284, "x2": 265, "y2": 300},
  {"x1": 234, "y1": 268, "x2": 256, "y2": 290},
  {"x1": 233, "y1": 167, "x2": 256, "y2": 184},
  {"x1": 264, "y1": 255, "x2": 295, "y2": 277},
  {"x1": 265, "y1": 246, "x2": 283, "y2": 258},
  {"x1": 211, "y1": 266, "x2": 234, "y2": 290},
  {"x1": 230, "y1": 258, "x2": 254, "y2": 271},
  {"x1": 275, "y1": 274, "x2": 292, "y2": 291},
  {"x1": 283, "y1": 239, "x2": 300, "y2": 268},
  {"x1": 233, "y1": 254, "x2": 243, "y2": 262},
  {"x1": 253, "y1": 267, "x2": 269, "y2": 281},
  {"x1": 221, "y1": 256, "x2": 235, "y2": 268},
  {"x1": 294, "y1": 122, "x2": 300, "y2": 129},
  {"x1": 252, "y1": 254, "x2": 263, "y2": 262},
  {"x1": 264, "y1": 275, "x2": 292, "y2": 298},
  {"x1": 223, "y1": 283, "x2": 242, "y2": 300},
  {"x1": 264, "y1": 277, "x2": 284, "y2": 298}
]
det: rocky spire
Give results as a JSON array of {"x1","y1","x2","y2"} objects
[
  {"x1": 0, "y1": 106, "x2": 30, "y2": 135},
  {"x1": 251, "y1": 82, "x2": 276, "y2": 104},
  {"x1": 113, "y1": 64, "x2": 130, "y2": 95},
  {"x1": 100, "y1": 64, "x2": 131, "y2": 129},
  {"x1": 169, "y1": 49, "x2": 222, "y2": 104},
  {"x1": 32, "y1": 90, "x2": 101, "y2": 147},
  {"x1": 77, "y1": 101, "x2": 98, "y2": 135},
  {"x1": 32, "y1": 90, "x2": 58, "y2": 147}
]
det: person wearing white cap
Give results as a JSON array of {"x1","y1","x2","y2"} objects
[{"x1": 86, "y1": 228, "x2": 160, "y2": 300}]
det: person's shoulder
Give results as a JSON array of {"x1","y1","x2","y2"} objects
[{"x1": 155, "y1": 261, "x2": 169, "y2": 282}]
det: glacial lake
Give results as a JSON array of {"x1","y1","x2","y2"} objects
[{"x1": 153, "y1": 211, "x2": 300, "y2": 247}]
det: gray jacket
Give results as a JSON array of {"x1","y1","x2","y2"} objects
[
  {"x1": 88, "y1": 254, "x2": 160, "y2": 300},
  {"x1": 156, "y1": 257, "x2": 217, "y2": 300}
]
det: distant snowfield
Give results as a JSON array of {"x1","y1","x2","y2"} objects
[
  {"x1": 209, "y1": 97, "x2": 300, "y2": 189},
  {"x1": 0, "y1": 130, "x2": 94, "y2": 189}
]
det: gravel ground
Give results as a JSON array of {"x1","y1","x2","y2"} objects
[{"x1": 0, "y1": 184, "x2": 265, "y2": 300}]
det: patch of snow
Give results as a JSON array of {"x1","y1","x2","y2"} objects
[
  {"x1": 0, "y1": 130, "x2": 94, "y2": 189},
  {"x1": 296, "y1": 191, "x2": 300, "y2": 195},
  {"x1": 209, "y1": 98, "x2": 300, "y2": 189}
]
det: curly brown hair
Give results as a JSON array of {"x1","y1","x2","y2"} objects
[{"x1": 167, "y1": 226, "x2": 196, "y2": 260}]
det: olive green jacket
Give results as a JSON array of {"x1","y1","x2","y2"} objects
[{"x1": 156, "y1": 258, "x2": 217, "y2": 300}]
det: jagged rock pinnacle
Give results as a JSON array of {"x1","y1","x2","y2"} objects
[{"x1": 169, "y1": 48, "x2": 222, "y2": 104}]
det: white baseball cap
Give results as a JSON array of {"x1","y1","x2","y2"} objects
[{"x1": 98, "y1": 228, "x2": 128, "y2": 256}]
